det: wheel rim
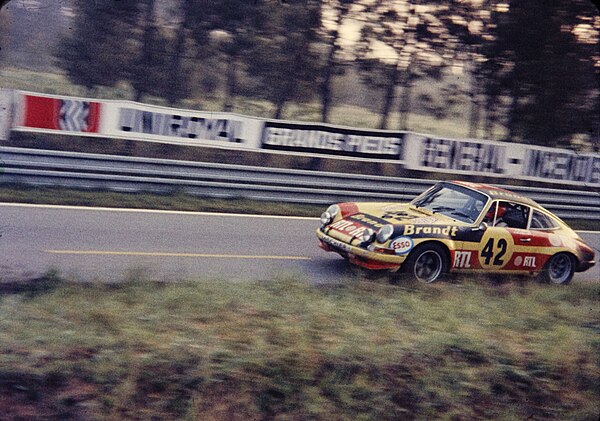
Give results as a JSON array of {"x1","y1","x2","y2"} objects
[
  {"x1": 548, "y1": 254, "x2": 573, "y2": 284},
  {"x1": 414, "y1": 250, "x2": 443, "y2": 283}
]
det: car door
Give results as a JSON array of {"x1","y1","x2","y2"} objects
[
  {"x1": 452, "y1": 200, "x2": 515, "y2": 272},
  {"x1": 504, "y1": 209, "x2": 563, "y2": 272},
  {"x1": 476, "y1": 201, "x2": 531, "y2": 273}
]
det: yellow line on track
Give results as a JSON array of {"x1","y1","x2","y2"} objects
[{"x1": 45, "y1": 250, "x2": 311, "y2": 260}]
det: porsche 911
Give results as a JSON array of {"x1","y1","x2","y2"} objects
[{"x1": 317, "y1": 181, "x2": 595, "y2": 284}]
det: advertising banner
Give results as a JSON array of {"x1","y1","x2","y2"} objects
[
  {"x1": 261, "y1": 120, "x2": 405, "y2": 160},
  {"x1": 7, "y1": 89, "x2": 598, "y2": 186},
  {"x1": 522, "y1": 145, "x2": 600, "y2": 185},
  {"x1": 0, "y1": 89, "x2": 12, "y2": 141},
  {"x1": 14, "y1": 92, "x2": 102, "y2": 134},
  {"x1": 100, "y1": 101, "x2": 263, "y2": 149},
  {"x1": 404, "y1": 133, "x2": 600, "y2": 186}
]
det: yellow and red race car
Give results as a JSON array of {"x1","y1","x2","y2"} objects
[{"x1": 317, "y1": 181, "x2": 595, "y2": 284}]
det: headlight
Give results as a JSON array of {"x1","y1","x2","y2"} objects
[
  {"x1": 320, "y1": 211, "x2": 333, "y2": 226},
  {"x1": 361, "y1": 228, "x2": 376, "y2": 243},
  {"x1": 326, "y1": 205, "x2": 340, "y2": 218},
  {"x1": 376, "y1": 224, "x2": 394, "y2": 243},
  {"x1": 320, "y1": 205, "x2": 340, "y2": 226}
]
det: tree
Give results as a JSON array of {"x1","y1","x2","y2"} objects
[
  {"x1": 55, "y1": 0, "x2": 142, "y2": 93},
  {"x1": 355, "y1": 0, "x2": 452, "y2": 130},
  {"x1": 245, "y1": 0, "x2": 323, "y2": 119},
  {"x1": 182, "y1": 0, "x2": 271, "y2": 111},
  {"x1": 437, "y1": 0, "x2": 497, "y2": 138},
  {"x1": 128, "y1": 0, "x2": 172, "y2": 102},
  {"x1": 319, "y1": 0, "x2": 357, "y2": 122},
  {"x1": 482, "y1": 0, "x2": 599, "y2": 147}
]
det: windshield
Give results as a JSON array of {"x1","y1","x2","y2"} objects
[{"x1": 411, "y1": 183, "x2": 489, "y2": 224}]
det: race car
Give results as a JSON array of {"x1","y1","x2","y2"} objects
[{"x1": 317, "y1": 181, "x2": 595, "y2": 284}]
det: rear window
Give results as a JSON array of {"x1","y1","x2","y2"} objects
[{"x1": 529, "y1": 210, "x2": 559, "y2": 230}]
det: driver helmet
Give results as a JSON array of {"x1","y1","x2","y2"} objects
[{"x1": 485, "y1": 204, "x2": 507, "y2": 220}]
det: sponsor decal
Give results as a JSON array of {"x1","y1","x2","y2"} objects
[
  {"x1": 21, "y1": 95, "x2": 101, "y2": 133},
  {"x1": 409, "y1": 216, "x2": 438, "y2": 224},
  {"x1": 389, "y1": 237, "x2": 413, "y2": 255},
  {"x1": 486, "y1": 190, "x2": 531, "y2": 202},
  {"x1": 119, "y1": 108, "x2": 245, "y2": 142},
  {"x1": 321, "y1": 235, "x2": 352, "y2": 253},
  {"x1": 478, "y1": 231, "x2": 514, "y2": 270},
  {"x1": 453, "y1": 251, "x2": 473, "y2": 269},
  {"x1": 402, "y1": 224, "x2": 459, "y2": 237},
  {"x1": 382, "y1": 211, "x2": 412, "y2": 221},
  {"x1": 347, "y1": 214, "x2": 387, "y2": 229},
  {"x1": 548, "y1": 234, "x2": 563, "y2": 247},
  {"x1": 506, "y1": 253, "x2": 546, "y2": 271},
  {"x1": 328, "y1": 219, "x2": 367, "y2": 237},
  {"x1": 523, "y1": 256, "x2": 537, "y2": 267},
  {"x1": 261, "y1": 121, "x2": 404, "y2": 159}
]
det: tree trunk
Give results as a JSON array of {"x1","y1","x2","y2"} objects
[
  {"x1": 468, "y1": 74, "x2": 480, "y2": 138},
  {"x1": 320, "y1": 6, "x2": 348, "y2": 123},
  {"x1": 222, "y1": 54, "x2": 237, "y2": 112},
  {"x1": 320, "y1": 39, "x2": 338, "y2": 123},
  {"x1": 507, "y1": 86, "x2": 520, "y2": 141},
  {"x1": 167, "y1": 16, "x2": 188, "y2": 106},
  {"x1": 484, "y1": 94, "x2": 495, "y2": 139},
  {"x1": 133, "y1": 0, "x2": 156, "y2": 103},
  {"x1": 379, "y1": 65, "x2": 399, "y2": 130},
  {"x1": 274, "y1": 99, "x2": 286, "y2": 120},
  {"x1": 398, "y1": 80, "x2": 412, "y2": 131}
]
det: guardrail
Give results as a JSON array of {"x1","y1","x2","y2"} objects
[{"x1": 1, "y1": 147, "x2": 599, "y2": 220}]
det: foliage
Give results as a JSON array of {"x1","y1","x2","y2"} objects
[
  {"x1": 0, "y1": 277, "x2": 598, "y2": 419},
  {"x1": 245, "y1": 0, "x2": 324, "y2": 118},
  {"x1": 482, "y1": 0, "x2": 600, "y2": 147},
  {"x1": 55, "y1": 0, "x2": 142, "y2": 92},
  {"x1": 355, "y1": 1, "x2": 454, "y2": 129},
  {"x1": 32, "y1": 0, "x2": 600, "y2": 148},
  {"x1": 318, "y1": 0, "x2": 358, "y2": 122}
]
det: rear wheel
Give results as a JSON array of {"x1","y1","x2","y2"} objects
[
  {"x1": 540, "y1": 253, "x2": 574, "y2": 285},
  {"x1": 401, "y1": 244, "x2": 449, "y2": 283}
]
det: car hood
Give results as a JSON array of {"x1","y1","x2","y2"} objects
[
  {"x1": 323, "y1": 202, "x2": 469, "y2": 247},
  {"x1": 343, "y1": 202, "x2": 463, "y2": 227}
]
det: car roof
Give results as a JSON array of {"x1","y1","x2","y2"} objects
[{"x1": 450, "y1": 181, "x2": 540, "y2": 208}]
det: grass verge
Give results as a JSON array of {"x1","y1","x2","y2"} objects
[
  {"x1": 0, "y1": 274, "x2": 598, "y2": 419},
  {"x1": 1, "y1": 184, "x2": 598, "y2": 231},
  {"x1": 0, "y1": 185, "x2": 323, "y2": 218}
]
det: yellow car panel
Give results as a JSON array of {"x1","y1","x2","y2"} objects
[{"x1": 317, "y1": 181, "x2": 595, "y2": 283}]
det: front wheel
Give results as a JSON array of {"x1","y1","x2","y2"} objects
[
  {"x1": 539, "y1": 253, "x2": 574, "y2": 285},
  {"x1": 401, "y1": 244, "x2": 449, "y2": 283}
]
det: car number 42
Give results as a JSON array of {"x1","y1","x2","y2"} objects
[{"x1": 481, "y1": 238, "x2": 508, "y2": 266}]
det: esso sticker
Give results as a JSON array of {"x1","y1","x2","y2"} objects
[{"x1": 389, "y1": 237, "x2": 414, "y2": 255}]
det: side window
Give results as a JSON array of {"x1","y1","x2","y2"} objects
[
  {"x1": 495, "y1": 201, "x2": 530, "y2": 229},
  {"x1": 529, "y1": 210, "x2": 559, "y2": 230},
  {"x1": 483, "y1": 202, "x2": 498, "y2": 225}
]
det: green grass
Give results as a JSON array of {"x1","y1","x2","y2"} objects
[{"x1": 0, "y1": 274, "x2": 598, "y2": 419}]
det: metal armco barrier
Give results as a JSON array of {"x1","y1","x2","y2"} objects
[{"x1": 1, "y1": 147, "x2": 599, "y2": 221}]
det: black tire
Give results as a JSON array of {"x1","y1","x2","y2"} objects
[
  {"x1": 401, "y1": 243, "x2": 449, "y2": 283},
  {"x1": 539, "y1": 253, "x2": 575, "y2": 285}
]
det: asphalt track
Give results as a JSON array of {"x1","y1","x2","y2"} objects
[{"x1": 1, "y1": 203, "x2": 598, "y2": 284}]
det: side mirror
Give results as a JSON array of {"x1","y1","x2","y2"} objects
[{"x1": 472, "y1": 222, "x2": 488, "y2": 232}]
